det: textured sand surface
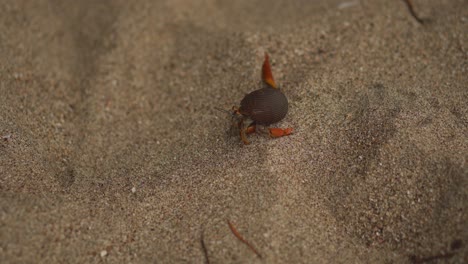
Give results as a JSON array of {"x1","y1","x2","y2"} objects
[{"x1": 1, "y1": 0, "x2": 467, "y2": 263}]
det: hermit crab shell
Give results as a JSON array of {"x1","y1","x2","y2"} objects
[{"x1": 239, "y1": 87, "x2": 288, "y2": 125}]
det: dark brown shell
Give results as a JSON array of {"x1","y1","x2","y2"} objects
[{"x1": 239, "y1": 87, "x2": 288, "y2": 125}]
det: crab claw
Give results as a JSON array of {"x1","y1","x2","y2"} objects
[
  {"x1": 246, "y1": 125, "x2": 256, "y2": 135},
  {"x1": 262, "y1": 53, "x2": 277, "y2": 89},
  {"x1": 269, "y1": 127, "x2": 293, "y2": 138}
]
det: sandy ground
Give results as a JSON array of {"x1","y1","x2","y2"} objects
[{"x1": 1, "y1": 0, "x2": 467, "y2": 263}]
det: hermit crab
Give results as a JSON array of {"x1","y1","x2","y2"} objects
[{"x1": 217, "y1": 53, "x2": 293, "y2": 144}]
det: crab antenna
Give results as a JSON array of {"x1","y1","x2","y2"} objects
[
  {"x1": 214, "y1": 106, "x2": 233, "y2": 116},
  {"x1": 262, "y1": 53, "x2": 277, "y2": 89}
]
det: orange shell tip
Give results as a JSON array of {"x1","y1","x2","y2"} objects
[{"x1": 262, "y1": 52, "x2": 277, "y2": 88}]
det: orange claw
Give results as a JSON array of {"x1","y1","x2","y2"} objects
[
  {"x1": 269, "y1": 127, "x2": 293, "y2": 138},
  {"x1": 262, "y1": 53, "x2": 277, "y2": 89},
  {"x1": 246, "y1": 125, "x2": 256, "y2": 135}
]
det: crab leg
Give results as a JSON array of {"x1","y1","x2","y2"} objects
[
  {"x1": 269, "y1": 127, "x2": 293, "y2": 138},
  {"x1": 237, "y1": 119, "x2": 251, "y2": 145}
]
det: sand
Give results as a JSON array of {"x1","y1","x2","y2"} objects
[{"x1": 1, "y1": 0, "x2": 467, "y2": 263}]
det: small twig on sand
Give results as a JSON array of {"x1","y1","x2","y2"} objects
[
  {"x1": 409, "y1": 239, "x2": 463, "y2": 263},
  {"x1": 227, "y1": 220, "x2": 262, "y2": 259},
  {"x1": 200, "y1": 229, "x2": 210, "y2": 264},
  {"x1": 402, "y1": 0, "x2": 424, "y2": 24}
]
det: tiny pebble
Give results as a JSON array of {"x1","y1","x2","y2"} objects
[
  {"x1": 338, "y1": 1, "x2": 359, "y2": 9},
  {"x1": 131, "y1": 187, "x2": 136, "y2": 193},
  {"x1": 100, "y1": 250, "x2": 108, "y2": 257},
  {"x1": 13, "y1": 73, "x2": 23, "y2": 79}
]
